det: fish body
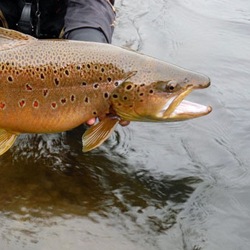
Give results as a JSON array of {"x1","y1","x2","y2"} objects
[{"x1": 0, "y1": 28, "x2": 212, "y2": 155}]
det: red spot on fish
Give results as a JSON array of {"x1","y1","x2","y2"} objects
[
  {"x1": 26, "y1": 84, "x2": 33, "y2": 91},
  {"x1": 19, "y1": 99, "x2": 26, "y2": 108},
  {"x1": 33, "y1": 100, "x2": 39, "y2": 108},
  {"x1": 0, "y1": 101, "x2": 6, "y2": 110},
  {"x1": 43, "y1": 89, "x2": 49, "y2": 97},
  {"x1": 51, "y1": 102, "x2": 57, "y2": 109}
]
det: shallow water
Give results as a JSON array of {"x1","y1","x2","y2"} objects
[{"x1": 1, "y1": 0, "x2": 250, "y2": 249}]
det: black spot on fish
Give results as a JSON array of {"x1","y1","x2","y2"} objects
[
  {"x1": 87, "y1": 64, "x2": 91, "y2": 69},
  {"x1": 93, "y1": 83, "x2": 99, "y2": 89},
  {"x1": 54, "y1": 78, "x2": 60, "y2": 86},
  {"x1": 112, "y1": 94, "x2": 118, "y2": 99},
  {"x1": 93, "y1": 111, "x2": 97, "y2": 116},
  {"x1": 149, "y1": 89, "x2": 154, "y2": 94},
  {"x1": 82, "y1": 81, "x2": 87, "y2": 86},
  {"x1": 140, "y1": 83, "x2": 145, "y2": 87},
  {"x1": 114, "y1": 81, "x2": 119, "y2": 86},
  {"x1": 126, "y1": 84, "x2": 132, "y2": 90},
  {"x1": 107, "y1": 77, "x2": 112, "y2": 82},
  {"x1": 101, "y1": 68, "x2": 105, "y2": 73},
  {"x1": 43, "y1": 89, "x2": 49, "y2": 97},
  {"x1": 7, "y1": 76, "x2": 13, "y2": 82},
  {"x1": 104, "y1": 93, "x2": 109, "y2": 99},
  {"x1": 65, "y1": 69, "x2": 69, "y2": 76},
  {"x1": 76, "y1": 65, "x2": 81, "y2": 70},
  {"x1": 71, "y1": 95, "x2": 76, "y2": 102},
  {"x1": 123, "y1": 96, "x2": 128, "y2": 101},
  {"x1": 139, "y1": 93, "x2": 144, "y2": 96},
  {"x1": 40, "y1": 73, "x2": 45, "y2": 79},
  {"x1": 84, "y1": 97, "x2": 89, "y2": 103}
]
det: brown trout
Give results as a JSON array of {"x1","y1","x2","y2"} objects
[{"x1": 0, "y1": 28, "x2": 212, "y2": 155}]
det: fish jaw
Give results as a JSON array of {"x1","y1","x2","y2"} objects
[
  {"x1": 157, "y1": 88, "x2": 212, "y2": 121},
  {"x1": 155, "y1": 83, "x2": 212, "y2": 121},
  {"x1": 168, "y1": 100, "x2": 212, "y2": 120}
]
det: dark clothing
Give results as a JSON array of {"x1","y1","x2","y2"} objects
[
  {"x1": 66, "y1": 27, "x2": 108, "y2": 43},
  {"x1": 64, "y1": 0, "x2": 115, "y2": 43},
  {"x1": 0, "y1": 0, "x2": 115, "y2": 43}
]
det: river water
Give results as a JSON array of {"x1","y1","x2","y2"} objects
[{"x1": 0, "y1": 0, "x2": 250, "y2": 249}]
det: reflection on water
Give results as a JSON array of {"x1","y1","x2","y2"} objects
[
  {"x1": 0, "y1": 130, "x2": 200, "y2": 249},
  {"x1": 1, "y1": 0, "x2": 250, "y2": 249}
]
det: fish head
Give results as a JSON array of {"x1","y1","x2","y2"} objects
[{"x1": 110, "y1": 72, "x2": 212, "y2": 122}]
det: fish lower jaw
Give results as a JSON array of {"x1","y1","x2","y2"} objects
[
  {"x1": 157, "y1": 98, "x2": 212, "y2": 120},
  {"x1": 168, "y1": 100, "x2": 212, "y2": 119}
]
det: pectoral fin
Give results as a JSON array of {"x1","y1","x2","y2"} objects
[
  {"x1": 82, "y1": 117, "x2": 120, "y2": 152},
  {"x1": 0, "y1": 129, "x2": 18, "y2": 155}
]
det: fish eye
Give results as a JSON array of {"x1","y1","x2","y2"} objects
[
  {"x1": 155, "y1": 80, "x2": 180, "y2": 92},
  {"x1": 166, "y1": 80, "x2": 179, "y2": 92}
]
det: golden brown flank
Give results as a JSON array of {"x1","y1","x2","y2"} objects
[{"x1": 0, "y1": 28, "x2": 211, "y2": 155}]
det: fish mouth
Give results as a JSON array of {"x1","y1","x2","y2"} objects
[{"x1": 160, "y1": 87, "x2": 212, "y2": 120}]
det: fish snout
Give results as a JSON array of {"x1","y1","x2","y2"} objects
[{"x1": 180, "y1": 73, "x2": 211, "y2": 90}]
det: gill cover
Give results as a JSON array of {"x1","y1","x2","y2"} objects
[{"x1": 110, "y1": 80, "x2": 183, "y2": 121}]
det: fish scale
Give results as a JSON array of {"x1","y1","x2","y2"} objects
[{"x1": 0, "y1": 28, "x2": 211, "y2": 155}]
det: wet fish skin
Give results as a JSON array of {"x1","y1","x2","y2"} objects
[{"x1": 0, "y1": 28, "x2": 211, "y2": 155}]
